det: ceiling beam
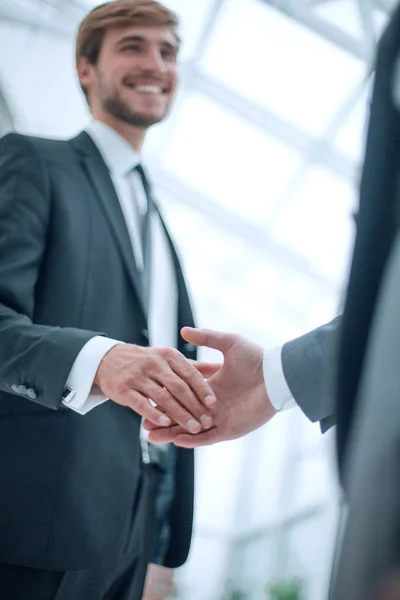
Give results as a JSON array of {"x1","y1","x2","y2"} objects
[
  {"x1": 261, "y1": 0, "x2": 372, "y2": 61},
  {"x1": 182, "y1": 65, "x2": 357, "y2": 180},
  {"x1": 0, "y1": 10, "x2": 74, "y2": 37}
]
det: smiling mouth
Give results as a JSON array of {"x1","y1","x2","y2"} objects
[{"x1": 125, "y1": 83, "x2": 167, "y2": 95}]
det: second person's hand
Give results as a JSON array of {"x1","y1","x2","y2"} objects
[{"x1": 143, "y1": 327, "x2": 277, "y2": 446}]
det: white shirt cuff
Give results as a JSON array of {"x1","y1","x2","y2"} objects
[
  {"x1": 262, "y1": 346, "x2": 297, "y2": 412},
  {"x1": 63, "y1": 336, "x2": 121, "y2": 415}
]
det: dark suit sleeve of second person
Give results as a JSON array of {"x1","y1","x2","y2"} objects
[
  {"x1": 0, "y1": 133, "x2": 104, "y2": 410},
  {"x1": 281, "y1": 316, "x2": 341, "y2": 432}
]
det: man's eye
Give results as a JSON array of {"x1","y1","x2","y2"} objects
[
  {"x1": 122, "y1": 45, "x2": 141, "y2": 52},
  {"x1": 161, "y1": 50, "x2": 175, "y2": 61}
]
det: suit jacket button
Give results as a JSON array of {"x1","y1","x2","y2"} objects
[
  {"x1": 26, "y1": 389, "x2": 37, "y2": 400},
  {"x1": 17, "y1": 385, "x2": 27, "y2": 395},
  {"x1": 11, "y1": 384, "x2": 19, "y2": 393}
]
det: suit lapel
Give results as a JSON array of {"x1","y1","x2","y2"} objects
[{"x1": 69, "y1": 132, "x2": 147, "y2": 321}]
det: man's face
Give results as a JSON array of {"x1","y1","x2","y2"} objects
[{"x1": 81, "y1": 25, "x2": 179, "y2": 128}]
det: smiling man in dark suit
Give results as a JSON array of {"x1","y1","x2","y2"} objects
[{"x1": 0, "y1": 1, "x2": 217, "y2": 599}]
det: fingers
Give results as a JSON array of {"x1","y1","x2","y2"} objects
[
  {"x1": 142, "y1": 418, "x2": 161, "y2": 431},
  {"x1": 190, "y1": 361, "x2": 222, "y2": 378},
  {"x1": 172, "y1": 428, "x2": 221, "y2": 448},
  {"x1": 181, "y1": 327, "x2": 237, "y2": 354},
  {"x1": 167, "y1": 349, "x2": 216, "y2": 409},
  {"x1": 148, "y1": 424, "x2": 185, "y2": 443},
  {"x1": 146, "y1": 423, "x2": 221, "y2": 448},
  {"x1": 145, "y1": 419, "x2": 222, "y2": 447},
  {"x1": 139, "y1": 379, "x2": 212, "y2": 433},
  {"x1": 96, "y1": 344, "x2": 217, "y2": 433},
  {"x1": 122, "y1": 391, "x2": 172, "y2": 427}
]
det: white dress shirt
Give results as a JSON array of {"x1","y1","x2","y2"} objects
[
  {"x1": 262, "y1": 347, "x2": 297, "y2": 411},
  {"x1": 63, "y1": 120, "x2": 177, "y2": 415}
]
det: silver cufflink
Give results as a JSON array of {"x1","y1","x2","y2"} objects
[{"x1": 61, "y1": 387, "x2": 76, "y2": 404}]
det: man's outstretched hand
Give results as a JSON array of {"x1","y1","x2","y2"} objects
[
  {"x1": 94, "y1": 343, "x2": 216, "y2": 433},
  {"x1": 143, "y1": 327, "x2": 278, "y2": 447}
]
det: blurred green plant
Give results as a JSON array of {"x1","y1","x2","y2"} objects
[
  {"x1": 220, "y1": 576, "x2": 304, "y2": 600},
  {"x1": 222, "y1": 581, "x2": 249, "y2": 600},
  {"x1": 266, "y1": 578, "x2": 304, "y2": 600},
  {"x1": 226, "y1": 592, "x2": 248, "y2": 600}
]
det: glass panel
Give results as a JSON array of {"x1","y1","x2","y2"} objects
[
  {"x1": 177, "y1": 536, "x2": 231, "y2": 600},
  {"x1": 0, "y1": 0, "x2": 50, "y2": 21},
  {"x1": 1, "y1": 0, "x2": 80, "y2": 33},
  {"x1": 372, "y1": 7, "x2": 392, "y2": 38},
  {"x1": 333, "y1": 86, "x2": 370, "y2": 162},
  {"x1": 155, "y1": 192, "x2": 341, "y2": 347},
  {"x1": 161, "y1": 0, "x2": 216, "y2": 59},
  {"x1": 296, "y1": 409, "x2": 332, "y2": 456},
  {"x1": 0, "y1": 22, "x2": 88, "y2": 135},
  {"x1": 269, "y1": 268, "x2": 341, "y2": 330},
  {"x1": 194, "y1": 440, "x2": 247, "y2": 532},
  {"x1": 272, "y1": 166, "x2": 358, "y2": 285},
  {"x1": 313, "y1": 0, "x2": 364, "y2": 40},
  {"x1": 231, "y1": 535, "x2": 277, "y2": 599},
  {"x1": 289, "y1": 453, "x2": 335, "y2": 513},
  {"x1": 199, "y1": 0, "x2": 366, "y2": 137},
  {"x1": 241, "y1": 413, "x2": 296, "y2": 529},
  {"x1": 159, "y1": 92, "x2": 302, "y2": 225},
  {"x1": 283, "y1": 513, "x2": 337, "y2": 600}
]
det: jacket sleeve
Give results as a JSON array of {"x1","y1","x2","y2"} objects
[
  {"x1": 281, "y1": 316, "x2": 341, "y2": 432},
  {"x1": 0, "y1": 133, "x2": 103, "y2": 410}
]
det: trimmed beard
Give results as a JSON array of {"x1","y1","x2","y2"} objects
[{"x1": 102, "y1": 92, "x2": 169, "y2": 128}]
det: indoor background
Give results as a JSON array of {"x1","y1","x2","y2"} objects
[{"x1": 0, "y1": 0, "x2": 395, "y2": 598}]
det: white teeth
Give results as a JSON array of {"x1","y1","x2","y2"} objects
[{"x1": 134, "y1": 85, "x2": 163, "y2": 94}]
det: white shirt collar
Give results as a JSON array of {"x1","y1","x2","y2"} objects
[{"x1": 85, "y1": 119, "x2": 141, "y2": 176}]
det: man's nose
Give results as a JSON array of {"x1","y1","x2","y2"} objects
[{"x1": 140, "y1": 49, "x2": 167, "y2": 73}]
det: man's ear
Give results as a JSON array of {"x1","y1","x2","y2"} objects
[{"x1": 76, "y1": 56, "x2": 93, "y2": 91}]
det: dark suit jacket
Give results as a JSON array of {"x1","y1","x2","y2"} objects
[
  {"x1": 281, "y1": 3, "x2": 400, "y2": 479},
  {"x1": 336, "y1": 4, "x2": 400, "y2": 474},
  {"x1": 0, "y1": 131, "x2": 196, "y2": 571}
]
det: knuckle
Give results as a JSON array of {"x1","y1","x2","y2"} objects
[
  {"x1": 119, "y1": 391, "x2": 137, "y2": 409},
  {"x1": 126, "y1": 393, "x2": 138, "y2": 408},
  {"x1": 155, "y1": 387, "x2": 170, "y2": 404},
  {"x1": 181, "y1": 365, "x2": 196, "y2": 380},
  {"x1": 114, "y1": 377, "x2": 129, "y2": 396},
  {"x1": 162, "y1": 347, "x2": 180, "y2": 360},
  {"x1": 169, "y1": 377, "x2": 187, "y2": 395},
  {"x1": 231, "y1": 334, "x2": 242, "y2": 346},
  {"x1": 170, "y1": 385, "x2": 198, "y2": 411},
  {"x1": 143, "y1": 355, "x2": 159, "y2": 371}
]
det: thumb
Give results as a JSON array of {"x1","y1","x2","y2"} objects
[{"x1": 181, "y1": 327, "x2": 237, "y2": 354}]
